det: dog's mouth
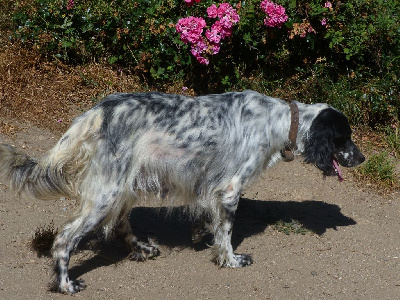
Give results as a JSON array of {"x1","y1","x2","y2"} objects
[{"x1": 332, "y1": 156, "x2": 344, "y2": 182}]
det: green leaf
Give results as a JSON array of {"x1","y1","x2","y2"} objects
[
  {"x1": 61, "y1": 40, "x2": 72, "y2": 48},
  {"x1": 108, "y1": 56, "x2": 118, "y2": 64},
  {"x1": 221, "y1": 75, "x2": 230, "y2": 86}
]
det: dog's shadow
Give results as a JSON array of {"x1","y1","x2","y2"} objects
[{"x1": 70, "y1": 198, "x2": 356, "y2": 279}]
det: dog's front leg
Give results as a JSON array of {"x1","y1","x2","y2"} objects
[{"x1": 212, "y1": 182, "x2": 253, "y2": 268}]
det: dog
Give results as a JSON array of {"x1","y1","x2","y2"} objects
[{"x1": 0, "y1": 90, "x2": 365, "y2": 293}]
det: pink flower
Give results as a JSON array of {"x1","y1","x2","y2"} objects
[
  {"x1": 184, "y1": 0, "x2": 201, "y2": 7},
  {"x1": 217, "y1": 3, "x2": 232, "y2": 17},
  {"x1": 67, "y1": 0, "x2": 75, "y2": 10},
  {"x1": 211, "y1": 21, "x2": 223, "y2": 33},
  {"x1": 207, "y1": 4, "x2": 218, "y2": 18},
  {"x1": 260, "y1": 0, "x2": 288, "y2": 28},
  {"x1": 176, "y1": 3, "x2": 239, "y2": 65},
  {"x1": 195, "y1": 56, "x2": 209, "y2": 65},
  {"x1": 220, "y1": 15, "x2": 233, "y2": 29},
  {"x1": 324, "y1": 1, "x2": 332, "y2": 8},
  {"x1": 205, "y1": 20, "x2": 232, "y2": 42},
  {"x1": 217, "y1": 3, "x2": 240, "y2": 24},
  {"x1": 205, "y1": 28, "x2": 221, "y2": 43},
  {"x1": 176, "y1": 17, "x2": 206, "y2": 44},
  {"x1": 210, "y1": 43, "x2": 221, "y2": 55},
  {"x1": 307, "y1": 25, "x2": 316, "y2": 34},
  {"x1": 321, "y1": 17, "x2": 327, "y2": 26},
  {"x1": 207, "y1": 3, "x2": 239, "y2": 40},
  {"x1": 222, "y1": 27, "x2": 233, "y2": 38},
  {"x1": 190, "y1": 38, "x2": 207, "y2": 56}
]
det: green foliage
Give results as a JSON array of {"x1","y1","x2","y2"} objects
[
  {"x1": 12, "y1": 0, "x2": 190, "y2": 80},
  {"x1": 274, "y1": 219, "x2": 309, "y2": 235},
  {"x1": 383, "y1": 125, "x2": 400, "y2": 158},
  {"x1": 320, "y1": 74, "x2": 399, "y2": 127},
  {"x1": 358, "y1": 152, "x2": 396, "y2": 186},
  {"x1": 9, "y1": 0, "x2": 400, "y2": 126}
]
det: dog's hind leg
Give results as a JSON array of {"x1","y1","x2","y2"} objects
[
  {"x1": 116, "y1": 213, "x2": 160, "y2": 261},
  {"x1": 212, "y1": 179, "x2": 253, "y2": 268},
  {"x1": 51, "y1": 197, "x2": 115, "y2": 294}
]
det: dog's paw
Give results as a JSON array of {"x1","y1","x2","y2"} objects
[
  {"x1": 129, "y1": 240, "x2": 160, "y2": 261},
  {"x1": 191, "y1": 219, "x2": 211, "y2": 243},
  {"x1": 233, "y1": 253, "x2": 253, "y2": 267},
  {"x1": 51, "y1": 279, "x2": 86, "y2": 294},
  {"x1": 192, "y1": 226, "x2": 210, "y2": 243},
  {"x1": 223, "y1": 253, "x2": 253, "y2": 268}
]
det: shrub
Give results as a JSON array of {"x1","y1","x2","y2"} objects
[
  {"x1": 12, "y1": 0, "x2": 187, "y2": 80},
  {"x1": 9, "y1": 0, "x2": 400, "y2": 126},
  {"x1": 11, "y1": 1, "x2": 399, "y2": 73}
]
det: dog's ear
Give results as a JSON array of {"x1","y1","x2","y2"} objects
[
  {"x1": 303, "y1": 108, "x2": 346, "y2": 175},
  {"x1": 304, "y1": 125, "x2": 335, "y2": 175}
]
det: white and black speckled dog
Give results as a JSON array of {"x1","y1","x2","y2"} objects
[{"x1": 0, "y1": 90, "x2": 364, "y2": 293}]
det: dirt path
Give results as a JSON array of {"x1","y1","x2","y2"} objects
[{"x1": 0, "y1": 121, "x2": 399, "y2": 300}]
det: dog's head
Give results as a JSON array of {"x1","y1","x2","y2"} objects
[{"x1": 304, "y1": 108, "x2": 365, "y2": 180}]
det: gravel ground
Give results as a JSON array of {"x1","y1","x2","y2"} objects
[{"x1": 0, "y1": 120, "x2": 399, "y2": 300}]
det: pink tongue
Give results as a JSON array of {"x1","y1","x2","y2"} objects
[{"x1": 333, "y1": 158, "x2": 344, "y2": 182}]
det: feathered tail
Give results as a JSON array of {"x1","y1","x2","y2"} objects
[
  {"x1": 0, "y1": 110, "x2": 101, "y2": 200},
  {"x1": 0, "y1": 144, "x2": 74, "y2": 199}
]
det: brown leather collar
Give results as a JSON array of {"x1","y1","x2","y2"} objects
[{"x1": 282, "y1": 101, "x2": 299, "y2": 162}]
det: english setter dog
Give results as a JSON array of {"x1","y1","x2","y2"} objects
[{"x1": 0, "y1": 90, "x2": 365, "y2": 293}]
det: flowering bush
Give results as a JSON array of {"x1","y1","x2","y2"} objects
[
  {"x1": 260, "y1": 0, "x2": 288, "y2": 28},
  {"x1": 176, "y1": 3, "x2": 240, "y2": 65},
  {"x1": 10, "y1": 0, "x2": 400, "y2": 127}
]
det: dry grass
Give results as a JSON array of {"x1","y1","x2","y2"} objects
[
  {"x1": 0, "y1": 42, "x2": 193, "y2": 134},
  {"x1": 0, "y1": 43, "x2": 138, "y2": 132}
]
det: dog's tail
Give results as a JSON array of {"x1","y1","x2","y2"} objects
[
  {"x1": 0, "y1": 113, "x2": 99, "y2": 200},
  {"x1": 0, "y1": 143, "x2": 76, "y2": 199}
]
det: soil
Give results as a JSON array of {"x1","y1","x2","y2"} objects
[{"x1": 0, "y1": 116, "x2": 399, "y2": 300}]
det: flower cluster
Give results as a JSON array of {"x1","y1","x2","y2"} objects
[
  {"x1": 184, "y1": 0, "x2": 201, "y2": 6},
  {"x1": 260, "y1": 0, "x2": 288, "y2": 28},
  {"x1": 66, "y1": 0, "x2": 75, "y2": 11},
  {"x1": 175, "y1": 16, "x2": 206, "y2": 45},
  {"x1": 206, "y1": 3, "x2": 240, "y2": 42},
  {"x1": 175, "y1": 16, "x2": 209, "y2": 64},
  {"x1": 176, "y1": 3, "x2": 239, "y2": 65},
  {"x1": 324, "y1": 1, "x2": 332, "y2": 9},
  {"x1": 321, "y1": 1, "x2": 333, "y2": 28},
  {"x1": 321, "y1": 17, "x2": 328, "y2": 27}
]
